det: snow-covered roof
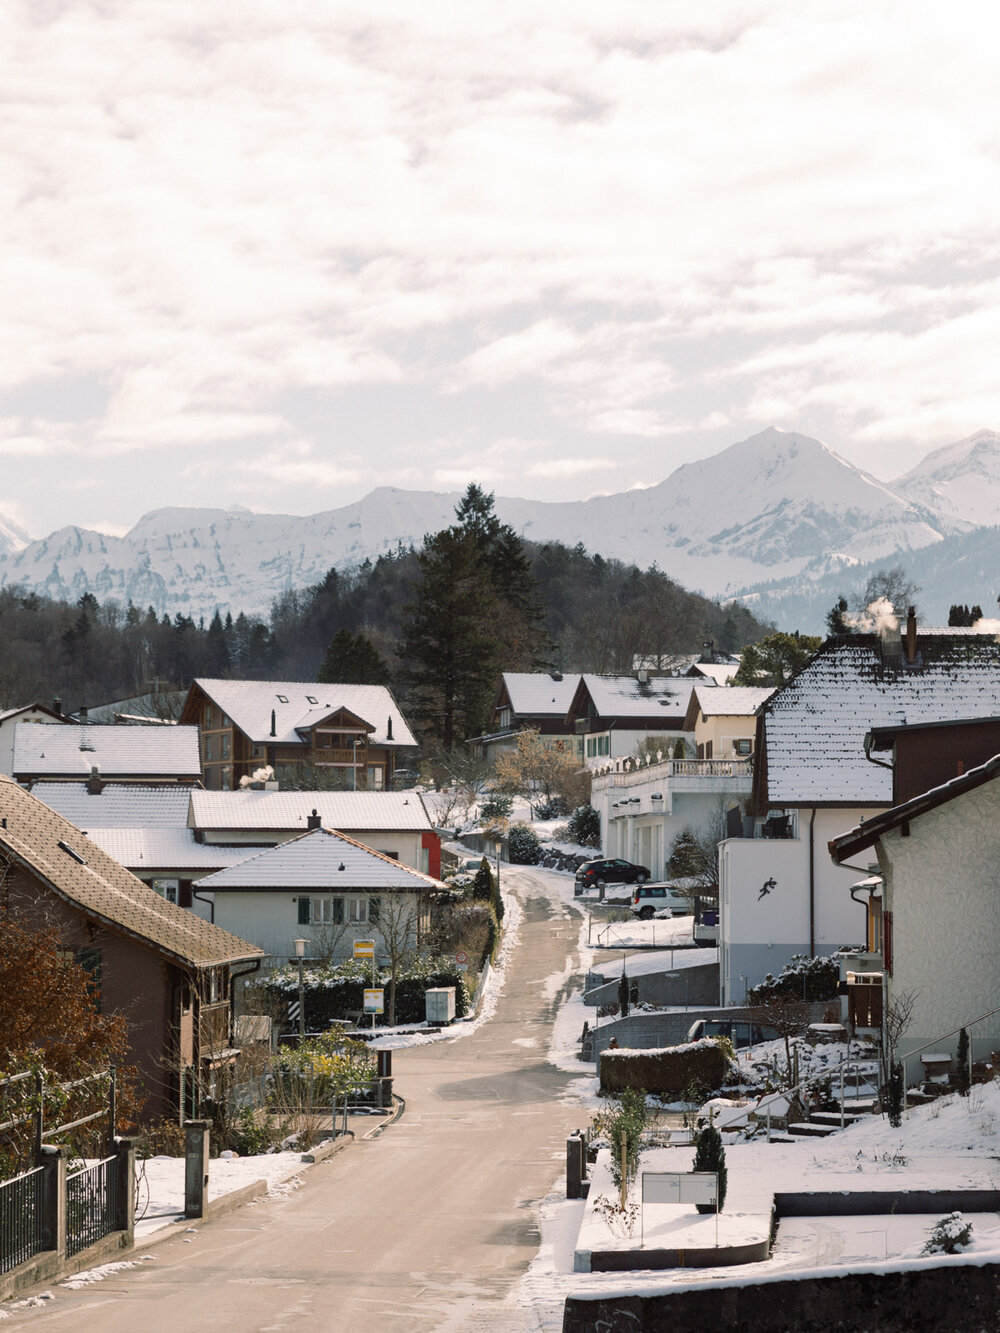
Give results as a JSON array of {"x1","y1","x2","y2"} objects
[
  {"x1": 185, "y1": 679, "x2": 417, "y2": 748},
  {"x1": 572, "y1": 675, "x2": 695, "y2": 721},
  {"x1": 31, "y1": 782, "x2": 193, "y2": 829},
  {"x1": 188, "y1": 789, "x2": 432, "y2": 832},
  {"x1": 691, "y1": 686, "x2": 774, "y2": 717},
  {"x1": 86, "y1": 828, "x2": 252, "y2": 873},
  {"x1": 194, "y1": 827, "x2": 443, "y2": 891},
  {"x1": 500, "y1": 672, "x2": 581, "y2": 717},
  {"x1": 688, "y1": 662, "x2": 741, "y2": 685},
  {"x1": 12, "y1": 723, "x2": 202, "y2": 779},
  {"x1": 761, "y1": 631, "x2": 1000, "y2": 806},
  {"x1": 0, "y1": 703, "x2": 67, "y2": 725}
]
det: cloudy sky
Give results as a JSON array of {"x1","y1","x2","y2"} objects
[{"x1": 3, "y1": 1, "x2": 999, "y2": 539}]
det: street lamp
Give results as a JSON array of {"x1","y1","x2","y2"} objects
[{"x1": 293, "y1": 937, "x2": 308, "y2": 1043}]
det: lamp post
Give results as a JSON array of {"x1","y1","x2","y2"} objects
[{"x1": 293, "y1": 937, "x2": 308, "y2": 1043}]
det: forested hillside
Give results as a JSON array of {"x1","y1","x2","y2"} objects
[{"x1": 0, "y1": 508, "x2": 772, "y2": 741}]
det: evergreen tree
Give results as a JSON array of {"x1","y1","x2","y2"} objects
[
  {"x1": 693, "y1": 1123, "x2": 727, "y2": 1212},
  {"x1": 318, "y1": 628, "x2": 391, "y2": 685},
  {"x1": 826, "y1": 595, "x2": 850, "y2": 635}
]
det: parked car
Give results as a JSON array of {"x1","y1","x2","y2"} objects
[
  {"x1": 574, "y1": 858, "x2": 650, "y2": 889},
  {"x1": 686, "y1": 1018, "x2": 777, "y2": 1048},
  {"x1": 629, "y1": 884, "x2": 692, "y2": 919}
]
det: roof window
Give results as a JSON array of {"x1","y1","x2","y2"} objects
[
  {"x1": 306, "y1": 696, "x2": 318, "y2": 705},
  {"x1": 276, "y1": 694, "x2": 289, "y2": 704},
  {"x1": 58, "y1": 840, "x2": 86, "y2": 865}
]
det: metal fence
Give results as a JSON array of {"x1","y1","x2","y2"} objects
[
  {"x1": 0, "y1": 1166, "x2": 45, "y2": 1275},
  {"x1": 65, "y1": 1155, "x2": 119, "y2": 1259}
]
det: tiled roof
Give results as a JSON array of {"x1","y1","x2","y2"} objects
[
  {"x1": 86, "y1": 828, "x2": 253, "y2": 873},
  {"x1": 194, "y1": 827, "x2": 443, "y2": 892},
  {"x1": 578, "y1": 675, "x2": 695, "y2": 719},
  {"x1": 186, "y1": 679, "x2": 417, "y2": 748},
  {"x1": 762, "y1": 631, "x2": 1000, "y2": 805},
  {"x1": 13, "y1": 723, "x2": 201, "y2": 779},
  {"x1": 501, "y1": 672, "x2": 581, "y2": 717},
  {"x1": 188, "y1": 789, "x2": 432, "y2": 832},
  {"x1": 692, "y1": 686, "x2": 774, "y2": 717},
  {"x1": 0, "y1": 777, "x2": 261, "y2": 966},
  {"x1": 32, "y1": 783, "x2": 193, "y2": 829}
]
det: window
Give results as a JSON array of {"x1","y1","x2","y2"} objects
[
  {"x1": 277, "y1": 694, "x2": 288, "y2": 703},
  {"x1": 367, "y1": 765, "x2": 384, "y2": 790},
  {"x1": 75, "y1": 947, "x2": 102, "y2": 1010},
  {"x1": 152, "y1": 878, "x2": 179, "y2": 904},
  {"x1": 368, "y1": 896, "x2": 380, "y2": 925},
  {"x1": 306, "y1": 695, "x2": 318, "y2": 705},
  {"x1": 348, "y1": 898, "x2": 368, "y2": 925},
  {"x1": 735, "y1": 739, "x2": 752, "y2": 756},
  {"x1": 310, "y1": 897, "x2": 344, "y2": 925}
]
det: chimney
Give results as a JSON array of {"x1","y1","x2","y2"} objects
[
  {"x1": 53, "y1": 696, "x2": 62, "y2": 716},
  {"x1": 905, "y1": 606, "x2": 918, "y2": 663},
  {"x1": 87, "y1": 764, "x2": 104, "y2": 795},
  {"x1": 270, "y1": 709, "x2": 276, "y2": 738},
  {"x1": 306, "y1": 808, "x2": 321, "y2": 830},
  {"x1": 78, "y1": 705, "x2": 89, "y2": 724},
  {"x1": 387, "y1": 717, "x2": 393, "y2": 741},
  {"x1": 702, "y1": 640, "x2": 715, "y2": 663}
]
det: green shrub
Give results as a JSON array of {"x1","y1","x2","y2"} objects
[
  {"x1": 747, "y1": 953, "x2": 840, "y2": 1004},
  {"x1": 693, "y1": 1123, "x2": 727, "y2": 1213},
  {"x1": 568, "y1": 804, "x2": 601, "y2": 848},
  {"x1": 480, "y1": 792, "x2": 514, "y2": 824},
  {"x1": 923, "y1": 1212, "x2": 973, "y2": 1255},
  {"x1": 593, "y1": 1088, "x2": 648, "y2": 1192},
  {"x1": 223, "y1": 1106, "x2": 280, "y2": 1157},
  {"x1": 508, "y1": 822, "x2": 542, "y2": 864},
  {"x1": 255, "y1": 959, "x2": 471, "y2": 1028}
]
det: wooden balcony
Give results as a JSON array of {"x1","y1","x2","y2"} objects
[{"x1": 199, "y1": 1001, "x2": 232, "y2": 1056}]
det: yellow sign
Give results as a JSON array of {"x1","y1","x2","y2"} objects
[{"x1": 353, "y1": 940, "x2": 375, "y2": 959}]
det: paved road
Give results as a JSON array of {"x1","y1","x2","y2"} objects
[{"x1": 12, "y1": 867, "x2": 588, "y2": 1332}]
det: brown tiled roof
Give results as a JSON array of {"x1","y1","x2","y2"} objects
[{"x1": 0, "y1": 776, "x2": 261, "y2": 969}]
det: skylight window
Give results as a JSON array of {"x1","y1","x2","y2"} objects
[
  {"x1": 306, "y1": 696, "x2": 318, "y2": 705},
  {"x1": 276, "y1": 694, "x2": 289, "y2": 703}
]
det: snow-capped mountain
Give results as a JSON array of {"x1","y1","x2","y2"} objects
[
  {"x1": 892, "y1": 429, "x2": 1000, "y2": 527},
  {"x1": 0, "y1": 427, "x2": 981, "y2": 621},
  {"x1": 0, "y1": 511, "x2": 32, "y2": 556}
]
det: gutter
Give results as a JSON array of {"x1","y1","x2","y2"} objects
[{"x1": 808, "y1": 807, "x2": 817, "y2": 957}]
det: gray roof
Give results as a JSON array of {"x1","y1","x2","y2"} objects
[
  {"x1": 186, "y1": 679, "x2": 417, "y2": 748},
  {"x1": 87, "y1": 828, "x2": 253, "y2": 874},
  {"x1": 690, "y1": 686, "x2": 774, "y2": 717},
  {"x1": 188, "y1": 789, "x2": 432, "y2": 832},
  {"x1": 576, "y1": 674, "x2": 695, "y2": 719},
  {"x1": 13, "y1": 723, "x2": 202, "y2": 779},
  {"x1": 31, "y1": 782, "x2": 193, "y2": 829},
  {"x1": 500, "y1": 672, "x2": 581, "y2": 717},
  {"x1": 761, "y1": 631, "x2": 1000, "y2": 806},
  {"x1": 0, "y1": 777, "x2": 261, "y2": 967},
  {"x1": 194, "y1": 827, "x2": 444, "y2": 892}
]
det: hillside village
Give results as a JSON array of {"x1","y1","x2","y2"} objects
[{"x1": 4, "y1": 546, "x2": 1000, "y2": 1330}]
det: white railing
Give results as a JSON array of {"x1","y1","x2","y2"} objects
[{"x1": 608, "y1": 758, "x2": 751, "y2": 787}]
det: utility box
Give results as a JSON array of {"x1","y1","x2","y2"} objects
[{"x1": 425, "y1": 987, "x2": 456, "y2": 1026}]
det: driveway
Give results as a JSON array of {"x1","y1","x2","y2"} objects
[{"x1": 9, "y1": 867, "x2": 588, "y2": 1332}]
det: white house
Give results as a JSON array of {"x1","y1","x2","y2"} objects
[
  {"x1": 565, "y1": 674, "x2": 698, "y2": 768},
  {"x1": 830, "y1": 753, "x2": 1000, "y2": 1069},
  {"x1": 718, "y1": 620, "x2": 1000, "y2": 1004},
  {"x1": 0, "y1": 702, "x2": 68, "y2": 777},
  {"x1": 191, "y1": 827, "x2": 444, "y2": 965}
]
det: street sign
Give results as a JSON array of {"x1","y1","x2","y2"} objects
[
  {"x1": 287, "y1": 1000, "x2": 301, "y2": 1021},
  {"x1": 363, "y1": 988, "x2": 384, "y2": 1014},
  {"x1": 455, "y1": 950, "x2": 468, "y2": 964},
  {"x1": 354, "y1": 940, "x2": 375, "y2": 960},
  {"x1": 641, "y1": 1171, "x2": 717, "y2": 1207}
]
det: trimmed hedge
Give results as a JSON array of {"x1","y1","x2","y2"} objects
[
  {"x1": 256, "y1": 965, "x2": 471, "y2": 1029},
  {"x1": 599, "y1": 1040, "x2": 730, "y2": 1097}
]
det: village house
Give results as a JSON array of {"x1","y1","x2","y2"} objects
[
  {"x1": 717, "y1": 617, "x2": 1000, "y2": 1005},
  {"x1": 190, "y1": 826, "x2": 444, "y2": 966},
  {"x1": 0, "y1": 777, "x2": 262, "y2": 1122},
  {"x1": 682, "y1": 685, "x2": 773, "y2": 760},
  {"x1": 829, "y1": 742, "x2": 1000, "y2": 1074},
  {"x1": 565, "y1": 673, "x2": 698, "y2": 768},
  {"x1": 179, "y1": 679, "x2": 417, "y2": 791},
  {"x1": 0, "y1": 701, "x2": 67, "y2": 777},
  {"x1": 467, "y1": 671, "x2": 583, "y2": 764}
]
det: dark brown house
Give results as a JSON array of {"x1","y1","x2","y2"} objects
[
  {"x1": 180, "y1": 679, "x2": 417, "y2": 791},
  {"x1": 0, "y1": 777, "x2": 262, "y2": 1122}
]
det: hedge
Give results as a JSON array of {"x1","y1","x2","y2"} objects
[
  {"x1": 255, "y1": 964, "x2": 471, "y2": 1029},
  {"x1": 599, "y1": 1039, "x2": 731, "y2": 1097}
]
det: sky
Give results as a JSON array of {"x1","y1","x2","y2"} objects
[{"x1": 3, "y1": 1, "x2": 1000, "y2": 541}]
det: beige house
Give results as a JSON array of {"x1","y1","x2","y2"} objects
[{"x1": 682, "y1": 686, "x2": 774, "y2": 760}]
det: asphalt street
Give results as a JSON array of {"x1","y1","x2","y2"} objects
[{"x1": 9, "y1": 866, "x2": 588, "y2": 1332}]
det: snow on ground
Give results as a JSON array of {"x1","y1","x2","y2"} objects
[{"x1": 133, "y1": 1150, "x2": 309, "y2": 1238}]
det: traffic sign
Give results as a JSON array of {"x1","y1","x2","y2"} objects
[{"x1": 455, "y1": 950, "x2": 468, "y2": 964}]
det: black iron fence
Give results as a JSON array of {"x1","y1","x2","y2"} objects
[
  {"x1": 66, "y1": 1155, "x2": 120, "y2": 1259},
  {"x1": 0, "y1": 1165, "x2": 45, "y2": 1274}
]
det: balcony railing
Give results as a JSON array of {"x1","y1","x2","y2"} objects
[{"x1": 608, "y1": 757, "x2": 752, "y2": 786}]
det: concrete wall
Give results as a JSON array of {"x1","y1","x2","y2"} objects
[
  {"x1": 719, "y1": 807, "x2": 875, "y2": 1003},
  {"x1": 584, "y1": 962, "x2": 719, "y2": 1009},
  {"x1": 879, "y1": 780, "x2": 1000, "y2": 1063}
]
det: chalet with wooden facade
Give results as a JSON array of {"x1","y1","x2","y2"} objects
[
  {"x1": 468, "y1": 672, "x2": 583, "y2": 763},
  {"x1": 0, "y1": 777, "x2": 262, "y2": 1122},
  {"x1": 565, "y1": 673, "x2": 696, "y2": 767},
  {"x1": 180, "y1": 679, "x2": 417, "y2": 791}
]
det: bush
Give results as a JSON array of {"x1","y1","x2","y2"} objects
[
  {"x1": 507, "y1": 822, "x2": 542, "y2": 864},
  {"x1": 533, "y1": 796, "x2": 568, "y2": 820},
  {"x1": 567, "y1": 805, "x2": 601, "y2": 848},
  {"x1": 600, "y1": 1040, "x2": 731, "y2": 1098},
  {"x1": 747, "y1": 953, "x2": 840, "y2": 1004},
  {"x1": 136, "y1": 1117, "x2": 186, "y2": 1159},
  {"x1": 923, "y1": 1212, "x2": 973, "y2": 1254},
  {"x1": 592, "y1": 1088, "x2": 648, "y2": 1192},
  {"x1": 480, "y1": 792, "x2": 514, "y2": 824},
  {"x1": 222, "y1": 1106, "x2": 280, "y2": 1157},
  {"x1": 254, "y1": 959, "x2": 472, "y2": 1028},
  {"x1": 692, "y1": 1123, "x2": 727, "y2": 1213}
]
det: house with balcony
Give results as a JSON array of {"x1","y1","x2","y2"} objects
[
  {"x1": 717, "y1": 615, "x2": 1000, "y2": 1004},
  {"x1": 0, "y1": 776, "x2": 262, "y2": 1122},
  {"x1": 682, "y1": 686, "x2": 773, "y2": 760},
  {"x1": 467, "y1": 672, "x2": 582, "y2": 764},
  {"x1": 829, "y1": 746, "x2": 1000, "y2": 1070},
  {"x1": 565, "y1": 673, "x2": 697, "y2": 769},
  {"x1": 180, "y1": 679, "x2": 417, "y2": 791}
]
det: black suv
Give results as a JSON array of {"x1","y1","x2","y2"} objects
[{"x1": 574, "y1": 858, "x2": 650, "y2": 889}]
